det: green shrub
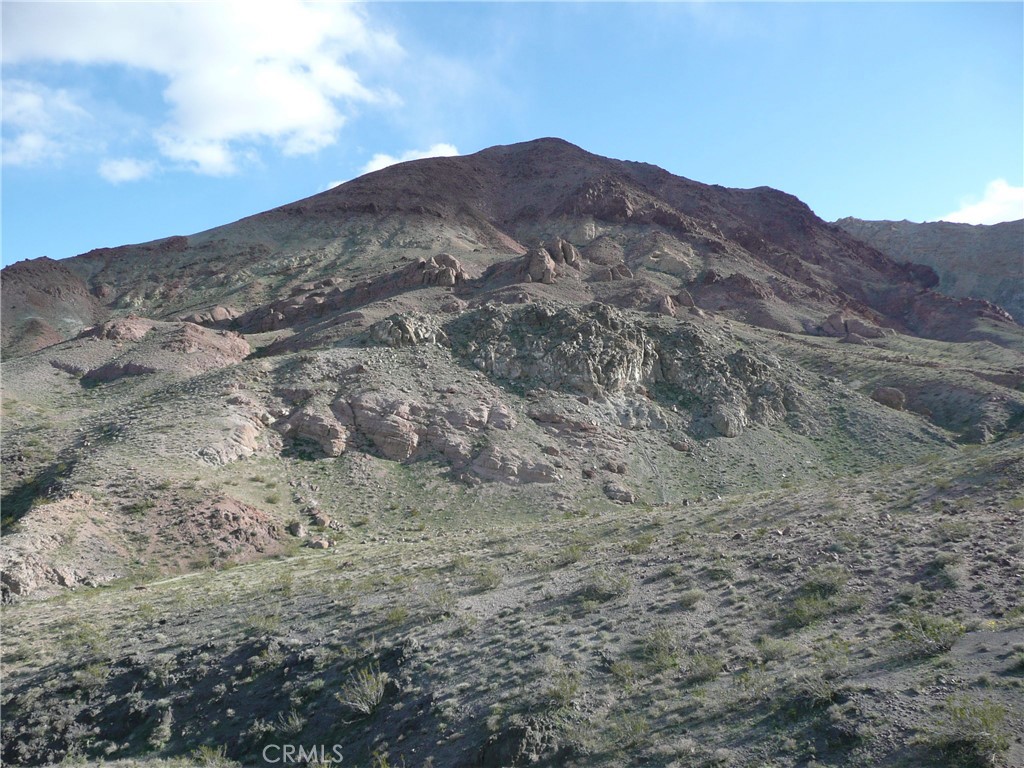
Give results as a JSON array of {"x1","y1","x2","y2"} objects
[
  {"x1": 580, "y1": 567, "x2": 630, "y2": 602},
  {"x1": 624, "y1": 533, "x2": 656, "y2": 555},
  {"x1": 926, "y1": 694, "x2": 1010, "y2": 766},
  {"x1": 892, "y1": 612, "x2": 965, "y2": 659},
  {"x1": 682, "y1": 652, "x2": 722, "y2": 684},
  {"x1": 677, "y1": 588, "x2": 704, "y2": 609},
  {"x1": 641, "y1": 627, "x2": 679, "y2": 673}
]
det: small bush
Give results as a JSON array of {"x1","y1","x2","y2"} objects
[
  {"x1": 677, "y1": 588, "x2": 704, "y2": 609},
  {"x1": 927, "y1": 694, "x2": 1009, "y2": 766},
  {"x1": 473, "y1": 566, "x2": 503, "y2": 591},
  {"x1": 803, "y1": 565, "x2": 849, "y2": 598},
  {"x1": 336, "y1": 663, "x2": 388, "y2": 716},
  {"x1": 756, "y1": 636, "x2": 797, "y2": 662},
  {"x1": 193, "y1": 744, "x2": 239, "y2": 768},
  {"x1": 580, "y1": 567, "x2": 630, "y2": 602},
  {"x1": 778, "y1": 594, "x2": 834, "y2": 630},
  {"x1": 892, "y1": 612, "x2": 965, "y2": 659},
  {"x1": 624, "y1": 533, "x2": 656, "y2": 555},
  {"x1": 555, "y1": 543, "x2": 588, "y2": 567},
  {"x1": 543, "y1": 660, "x2": 581, "y2": 710},
  {"x1": 682, "y1": 652, "x2": 722, "y2": 684},
  {"x1": 641, "y1": 627, "x2": 679, "y2": 673},
  {"x1": 384, "y1": 605, "x2": 409, "y2": 626}
]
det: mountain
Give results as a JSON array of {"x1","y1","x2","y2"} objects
[
  {"x1": 3, "y1": 138, "x2": 1019, "y2": 357},
  {"x1": 2, "y1": 139, "x2": 1023, "y2": 768},
  {"x1": 836, "y1": 216, "x2": 1024, "y2": 324}
]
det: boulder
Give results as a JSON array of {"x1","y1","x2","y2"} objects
[
  {"x1": 604, "y1": 482, "x2": 637, "y2": 503},
  {"x1": 711, "y1": 404, "x2": 745, "y2": 437},
  {"x1": 285, "y1": 410, "x2": 349, "y2": 457},
  {"x1": 369, "y1": 313, "x2": 448, "y2": 347},
  {"x1": 871, "y1": 386, "x2": 906, "y2": 411}
]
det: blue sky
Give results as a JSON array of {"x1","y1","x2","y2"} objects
[{"x1": 2, "y1": 1, "x2": 1022, "y2": 267}]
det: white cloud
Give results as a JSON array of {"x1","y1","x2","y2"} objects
[
  {"x1": 98, "y1": 157, "x2": 156, "y2": 184},
  {"x1": 360, "y1": 143, "x2": 459, "y2": 175},
  {"x1": 1, "y1": 79, "x2": 90, "y2": 166},
  {"x1": 940, "y1": 179, "x2": 1024, "y2": 225},
  {"x1": 2, "y1": 1, "x2": 402, "y2": 175}
]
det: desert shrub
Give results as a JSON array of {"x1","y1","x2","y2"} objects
[
  {"x1": 756, "y1": 636, "x2": 797, "y2": 662},
  {"x1": 778, "y1": 594, "x2": 834, "y2": 630},
  {"x1": 556, "y1": 542, "x2": 588, "y2": 567},
  {"x1": 892, "y1": 611, "x2": 965, "y2": 659},
  {"x1": 681, "y1": 652, "x2": 722, "y2": 684},
  {"x1": 925, "y1": 694, "x2": 1009, "y2": 766},
  {"x1": 336, "y1": 663, "x2": 388, "y2": 716},
  {"x1": 802, "y1": 565, "x2": 849, "y2": 598},
  {"x1": 580, "y1": 567, "x2": 630, "y2": 602},
  {"x1": 641, "y1": 626, "x2": 679, "y2": 672},
  {"x1": 193, "y1": 744, "x2": 239, "y2": 767},
  {"x1": 624, "y1": 533, "x2": 656, "y2": 555},
  {"x1": 384, "y1": 604, "x2": 409, "y2": 626},
  {"x1": 543, "y1": 660, "x2": 581, "y2": 710},
  {"x1": 610, "y1": 712, "x2": 650, "y2": 748},
  {"x1": 473, "y1": 566, "x2": 503, "y2": 591},
  {"x1": 677, "y1": 588, "x2": 704, "y2": 609}
]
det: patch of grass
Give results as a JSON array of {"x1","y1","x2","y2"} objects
[
  {"x1": 542, "y1": 659, "x2": 581, "y2": 710},
  {"x1": 473, "y1": 566, "x2": 503, "y2": 592},
  {"x1": 677, "y1": 587, "x2": 704, "y2": 609}
]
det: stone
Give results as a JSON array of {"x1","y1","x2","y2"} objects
[
  {"x1": 711, "y1": 404, "x2": 744, "y2": 438},
  {"x1": 871, "y1": 386, "x2": 906, "y2": 411},
  {"x1": 288, "y1": 521, "x2": 307, "y2": 537},
  {"x1": 471, "y1": 446, "x2": 560, "y2": 484},
  {"x1": 350, "y1": 393, "x2": 423, "y2": 461},
  {"x1": 604, "y1": 482, "x2": 637, "y2": 503},
  {"x1": 285, "y1": 410, "x2": 349, "y2": 457},
  {"x1": 369, "y1": 313, "x2": 448, "y2": 347}
]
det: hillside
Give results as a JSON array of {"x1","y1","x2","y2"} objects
[
  {"x1": 2, "y1": 139, "x2": 1023, "y2": 768},
  {"x1": 835, "y1": 217, "x2": 1024, "y2": 324}
]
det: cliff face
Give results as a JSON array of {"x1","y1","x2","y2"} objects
[{"x1": 836, "y1": 217, "x2": 1024, "y2": 324}]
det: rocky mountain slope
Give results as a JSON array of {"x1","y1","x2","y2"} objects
[
  {"x1": 835, "y1": 216, "x2": 1024, "y2": 324},
  {"x1": 2, "y1": 139, "x2": 1023, "y2": 768}
]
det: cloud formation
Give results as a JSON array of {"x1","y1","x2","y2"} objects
[
  {"x1": 1, "y1": 80, "x2": 90, "y2": 166},
  {"x1": 99, "y1": 158, "x2": 156, "y2": 184},
  {"x1": 941, "y1": 179, "x2": 1024, "y2": 225},
  {"x1": 2, "y1": 1, "x2": 400, "y2": 174},
  {"x1": 360, "y1": 143, "x2": 460, "y2": 175}
]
